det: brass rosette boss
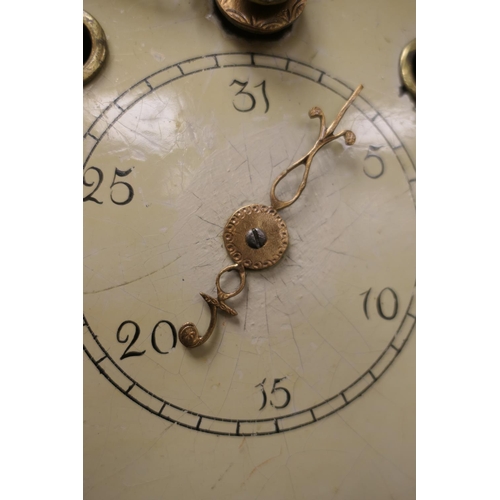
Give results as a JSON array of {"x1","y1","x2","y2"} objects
[
  {"x1": 215, "y1": 0, "x2": 307, "y2": 35},
  {"x1": 179, "y1": 85, "x2": 363, "y2": 348}
]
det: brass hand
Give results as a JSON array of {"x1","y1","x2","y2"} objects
[
  {"x1": 270, "y1": 84, "x2": 363, "y2": 210},
  {"x1": 179, "y1": 85, "x2": 363, "y2": 348},
  {"x1": 179, "y1": 263, "x2": 246, "y2": 348}
]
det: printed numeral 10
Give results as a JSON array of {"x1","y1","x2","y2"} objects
[{"x1": 360, "y1": 287, "x2": 399, "y2": 320}]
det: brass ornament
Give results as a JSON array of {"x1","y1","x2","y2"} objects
[
  {"x1": 400, "y1": 39, "x2": 416, "y2": 98},
  {"x1": 83, "y1": 11, "x2": 107, "y2": 85},
  {"x1": 179, "y1": 263, "x2": 246, "y2": 348},
  {"x1": 179, "y1": 85, "x2": 363, "y2": 349},
  {"x1": 215, "y1": 0, "x2": 307, "y2": 34},
  {"x1": 224, "y1": 204, "x2": 289, "y2": 270},
  {"x1": 270, "y1": 85, "x2": 363, "y2": 210}
]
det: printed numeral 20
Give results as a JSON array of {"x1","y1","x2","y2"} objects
[{"x1": 117, "y1": 320, "x2": 177, "y2": 360}]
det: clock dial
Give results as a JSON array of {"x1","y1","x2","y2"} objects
[
  {"x1": 84, "y1": 1, "x2": 415, "y2": 498},
  {"x1": 84, "y1": 54, "x2": 415, "y2": 435}
]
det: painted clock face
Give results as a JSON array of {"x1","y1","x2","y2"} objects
[
  {"x1": 84, "y1": 1, "x2": 415, "y2": 498},
  {"x1": 84, "y1": 53, "x2": 415, "y2": 436}
]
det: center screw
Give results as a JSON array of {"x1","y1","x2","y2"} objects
[{"x1": 245, "y1": 228, "x2": 267, "y2": 249}]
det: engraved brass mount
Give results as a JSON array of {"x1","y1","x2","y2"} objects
[
  {"x1": 215, "y1": 0, "x2": 307, "y2": 34},
  {"x1": 83, "y1": 11, "x2": 107, "y2": 85},
  {"x1": 179, "y1": 85, "x2": 363, "y2": 348},
  {"x1": 400, "y1": 39, "x2": 416, "y2": 98}
]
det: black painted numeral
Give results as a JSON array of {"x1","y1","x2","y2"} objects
[
  {"x1": 255, "y1": 377, "x2": 291, "y2": 410},
  {"x1": 151, "y1": 320, "x2": 177, "y2": 354},
  {"x1": 83, "y1": 166, "x2": 104, "y2": 204},
  {"x1": 110, "y1": 168, "x2": 134, "y2": 205},
  {"x1": 363, "y1": 146, "x2": 385, "y2": 179},
  {"x1": 116, "y1": 320, "x2": 178, "y2": 360},
  {"x1": 84, "y1": 167, "x2": 134, "y2": 205},
  {"x1": 230, "y1": 79, "x2": 269, "y2": 113},
  {"x1": 254, "y1": 81, "x2": 270, "y2": 113},
  {"x1": 270, "y1": 377, "x2": 291, "y2": 409},
  {"x1": 255, "y1": 378, "x2": 267, "y2": 411},
  {"x1": 361, "y1": 287, "x2": 372, "y2": 319},
  {"x1": 361, "y1": 288, "x2": 399, "y2": 320},
  {"x1": 117, "y1": 321, "x2": 146, "y2": 360},
  {"x1": 377, "y1": 288, "x2": 398, "y2": 319}
]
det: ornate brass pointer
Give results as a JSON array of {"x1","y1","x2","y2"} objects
[{"x1": 179, "y1": 84, "x2": 363, "y2": 348}]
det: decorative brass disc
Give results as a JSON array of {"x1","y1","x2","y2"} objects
[
  {"x1": 83, "y1": 11, "x2": 107, "y2": 85},
  {"x1": 223, "y1": 204, "x2": 289, "y2": 269},
  {"x1": 215, "y1": 0, "x2": 306, "y2": 34}
]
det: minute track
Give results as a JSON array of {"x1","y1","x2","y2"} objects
[
  {"x1": 83, "y1": 52, "x2": 415, "y2": 436},
  {"x1": 83, "y1": 291, "x2": 415, "y2": 435}
]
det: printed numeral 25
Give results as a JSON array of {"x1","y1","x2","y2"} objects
[{"x1": 83, "y1": 167, "x2": 134, "y2": 206}]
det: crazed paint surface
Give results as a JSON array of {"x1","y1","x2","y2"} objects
[{"x1": 83, "y1": 0, "x2": 415, "y2": 498}]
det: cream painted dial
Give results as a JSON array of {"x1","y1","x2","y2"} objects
[
  {"x1": 84, "y1": 53, "x2": 414, "y2": 435},
  {"x1": 84, "y1": 1, "x2": 415, "y2": 498}
]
